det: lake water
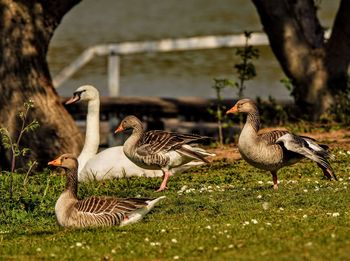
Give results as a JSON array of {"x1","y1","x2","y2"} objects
[{"x1": 48, "y1": 0, "x2": 338, "y2": 100}]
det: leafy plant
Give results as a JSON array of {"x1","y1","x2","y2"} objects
[
  {"x1": 234, "y1": 31, "x2": 259, "y2": 98},
  {"x1": 209, "y1": 32, "x2": 260, "y2": 145},
  {"x1": 0, "y1": 100, "x2": 39, "y2": 198},
  {"x1": 329, "y1": 79, "x2": 350, "y2": 124},
  {"x1": 208, "y1": 79, "x2": 235, "y2": 146}
]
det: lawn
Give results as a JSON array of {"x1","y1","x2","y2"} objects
[{"x1": 1, "y1": 147, "x2": 350, "y2": 260}]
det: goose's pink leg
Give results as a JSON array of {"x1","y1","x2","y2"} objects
[
  {"x1": 156, "y1": 170, "x2": 171, "y2": 192},
  {"x1": 271, "y1": 171, "x2": 278, "y2": 190}
]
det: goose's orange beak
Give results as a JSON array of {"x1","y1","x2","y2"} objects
[
  {"x1": 114, "y1": 125, "x2": 124, "y2": 133},
  {"x1": 226, "y1": 104, "x2": 238, "y2": 114},
  {"x1": 65, "y1": 95, "x2": 80, "y2": 105},
  {"x1": 48, "y1": 157, "x2": 61, "y2": 166}
]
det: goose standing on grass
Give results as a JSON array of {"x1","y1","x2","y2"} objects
[
  {"x1": 48, "y1": 154, "x2": 165, "y2": 228},
  {"x1": 115, "y1": 115, "x2": 213, "y2": 192},
  {"x1": 66, "y1": 85, "x2": 205, "y2": 181},
  {"x1": 226, "y1": 99, "x2": 337, "y2": 190}
]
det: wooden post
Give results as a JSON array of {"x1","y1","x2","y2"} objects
[{"x1": 108, "y1": 52, "x2": 120, "y2": 97}]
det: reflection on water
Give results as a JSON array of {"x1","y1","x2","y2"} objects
[{"x1": 48, "y1": 0, "x2": 338, "y2": 100}]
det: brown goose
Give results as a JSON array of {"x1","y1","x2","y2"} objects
[
  {"x1": 226, "y1": 99, "x2": 337, "y2": 189},
  {"x1": 115, "y1": 115, "x2": 214, "y2": 192},
  {"x1": 48, "y1": 154, "x2": 165, "y2": 228}
]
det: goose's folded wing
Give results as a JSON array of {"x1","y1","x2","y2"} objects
[
  {"x1": 75, "y1": 196, "x2": 149, "y2": 214},
  {"x1": 258, "y1": 130, "x2": 290, "y2": 144},
  {"x1": 137, "y1": 130, "x2": 209, "y2": 155}
]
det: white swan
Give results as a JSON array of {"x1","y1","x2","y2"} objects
[{"x1": 66, "y1": 85, "x2": 207, "y2": 182}]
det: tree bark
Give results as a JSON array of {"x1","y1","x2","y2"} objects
[
  {"x1": 0, "y1": 0, "x2": 83, "y2": 170},
  {"x1": 251, "y1": 0, "x2": 350, "y2": 120}
]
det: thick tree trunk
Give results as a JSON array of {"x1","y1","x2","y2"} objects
[
  {"x1": 0, "y1": 0, "x2": 83, "y2": 170},
  {"x1": 251, "y1": 0, "x2": 350, "y2": 120}
]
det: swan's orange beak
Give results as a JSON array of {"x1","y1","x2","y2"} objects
[
  {"x1": 226, "y1": 104, "x2": 238, "y2": 114},
  {"x1": 114, "y1": 125, "x2": 124, "y2": 133},
  {"x1": 65, "y1": 95, "x2": 80, "y2": 105},
  {"x1": 48, "y1": 157, "x2": 61, "y2": 166}
]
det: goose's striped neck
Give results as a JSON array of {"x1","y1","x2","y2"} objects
[
  {"x1": 123, "y1": 122, "x2": 144, "y2": 157},
  {"x1": 65, "y1": 168, "x2": 78, "y2": 198},
  {"x1": 246, "y1": 111, "x2": 261, "y2": 133}
]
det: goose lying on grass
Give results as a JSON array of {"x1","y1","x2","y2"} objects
[
  {"x1": 115, "y1": 115, "x2": 214, "y2": 192},
  {"x1": 48, "y1": 154, "x2": 165, "y2": 228},
  {"x1": 66, "y1": 85, "x2": 205, "y2": 182},
  {"x1": 226, "y1": 98, "x2": 337, "y2": 190}
]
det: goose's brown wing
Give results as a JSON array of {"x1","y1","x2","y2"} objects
[
  {"x1": 137, "y1": 130, "x2": 209, "y2": 156},
  {"x1": 258, "y1": 130, "x2": 290, "y2": 144},
  {"x1": 74, "y1": 197, "x2": 150, "y2": 226}
]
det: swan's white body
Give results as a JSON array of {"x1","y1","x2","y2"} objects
[{"x1": 68, "y1": 85, "x2": 204, "y2": 182}]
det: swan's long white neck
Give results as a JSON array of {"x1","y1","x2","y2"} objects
[{"x1": 78, "y1": 98, "x2": 100, "y2": 173}]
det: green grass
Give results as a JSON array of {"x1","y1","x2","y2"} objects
[{"x1": 1, "y1": 148, "x2": 350, "y2": 260}]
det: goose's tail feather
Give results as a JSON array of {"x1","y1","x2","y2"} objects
[{"x1": 120, "y1": 196, "x2": 165, "y2": 227}]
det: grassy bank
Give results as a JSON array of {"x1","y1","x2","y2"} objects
[{"x1": 1, "y1": 148, "x2": 350, "y2": 260}]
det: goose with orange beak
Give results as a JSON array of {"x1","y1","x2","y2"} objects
[
  {"x1": 115, "y1": 115, "x2": 214, "y2": 192},
  {"x1": 226, "y1": 98, "x2": 336, "y2": 190},
  {"x1": 48, "y1": 153, "x2": 165, "y2": 228}
]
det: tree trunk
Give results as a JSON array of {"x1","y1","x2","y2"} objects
[
  {"x1": 251, "y1": 0, "x2": 350, "y2": 120},
  {"x1": 0, "y1": 0, "x2": 83, "y2": 170}
]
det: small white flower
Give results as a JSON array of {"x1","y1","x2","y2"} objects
[
  {"x1": 161, "y1": 229, "x2": 166, "y2": 233},
  {"x1": 303, "y1": 215, "x2": 308, "y2": 218},
  {"x1": 279, "y1": 207, "x2": 284, "y2": 211},
  {"x1": 251, "y1": 219, "x2": 258, "y2": 224},
  {"x1": 198, "y1": 246, "x2": 204, "y2": 251},
  {"x1": 258, "y1": 181, "x2": 263, "y2": 184},
  {"x1": 243, "y1": 221, "x2": 250, "y2": 226},
  {"x1": 171, "y1": 239, "x2": 178, "y2": 243},
  {"x1": 262, "y1": 202, "x2": 269, "y2": 210},
  {"x1": 177, "y1": 185, "x2": 188, "y2": 194},
  {"x1": 173, "y1": 256, "x2": 179, "y2": 260},
  {"x1": 305, "y1": 242, "x2": 313, "y2": 247},
  {"x1": 150, "y1": 242, "x2": 156, "y2": 246},
  {"x1": 303, "y1": 189, "x2": 308, "y2": 193},
  {"x1": 257, "y1": 195, "x2": 262, "y2": 199},
  {"x1": 226, "y1": 223, "x2": 231, "y2": 227},
  {"x1": 339, "y1": 178, "x2": 343, "y2": 181},
  {"x1": 111, "y1": 249, "x2": 116, "y2": 254},
  {"x1": 214, "y1": 247, "x2": 219, "y2": 251},
  {"x1": 332, "y1": 212, "x2": 340, "y2": 217},
  {"x1": 36, "y1": 248, "x2": 42, "y2": 252},
  {"x1": 228, "y1": 244, "x2": 234, "y2": 249},
  {"x1": 205, "y1": 225, "x2": 211, "y2": 229},
  {"x1": 144, "y1": 237, "x2": 149, "y2": 242},
  {"x1": 265, "y1": 222, "x2": 272, "y2": 226},
  {"x1": 76, "y1": 242, "x2": 82, "y2": 247}
]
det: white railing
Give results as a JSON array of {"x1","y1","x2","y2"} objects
[
  {"x1": 53, "y1": 32, "x2": 271, "y2": 96},
  {"x1": 53, "y1": 30, "x2": 332, "y2": 96}
]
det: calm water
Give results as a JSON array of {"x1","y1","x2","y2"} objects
[{"x1": 48, "y1": 0, "x2": 338, "y2": 100}]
